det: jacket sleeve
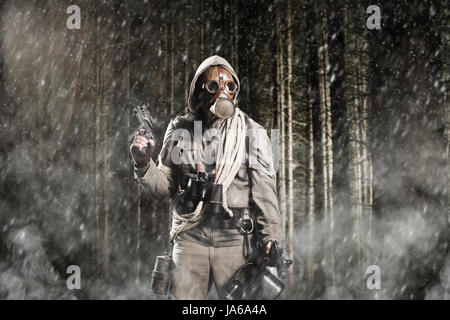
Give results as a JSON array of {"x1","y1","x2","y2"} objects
[
  {"x1": 133, "y1": 119, "x2": 178, "y2": 198},
  {"x1": 248, "y1": 127, "x2": 284, "y2": 246}
]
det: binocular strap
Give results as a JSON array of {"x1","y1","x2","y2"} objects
[{"x1": 243, "y1": 232, "x2": 251, "y2": 262}]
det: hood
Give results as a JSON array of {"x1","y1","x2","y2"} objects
[{"x1": 188, "y1": 55, "x2": 240, "y2": 114}]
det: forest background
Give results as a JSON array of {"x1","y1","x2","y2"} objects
[{"x1": 0, "y1": 0, "x2": 448, "y2": 299}]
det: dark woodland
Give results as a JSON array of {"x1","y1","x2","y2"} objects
[{"x1": 0, "y1": 0, "x2": 448, "y2": 299}]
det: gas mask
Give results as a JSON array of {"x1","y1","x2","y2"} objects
[{"x1": 202, "y1": 66, "x2": 238, "y2": 119}]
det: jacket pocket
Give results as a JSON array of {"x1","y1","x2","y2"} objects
[
  {"x1": 256, "y1": 152, "x2": 270, "y2": 168},
  {"x1": 249, "y1": 148, "x2": 275, "y2": 178}
]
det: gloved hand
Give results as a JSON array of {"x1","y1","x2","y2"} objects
[
  {"x1": 130, "y1": 128, "x2": 155, "y2": 168},
  {"x1": 263, "y1": 241, "x2": 292, "y2": 279}
]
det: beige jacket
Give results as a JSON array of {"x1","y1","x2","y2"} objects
[{"x1": 134, "y1": 55, "x2": 283, "y2": 245}]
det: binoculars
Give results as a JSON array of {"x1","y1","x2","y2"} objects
[{"x1": 180, "y1": 172, "x2": 223, "y2": 216}]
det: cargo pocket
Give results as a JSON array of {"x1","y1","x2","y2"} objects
[{"x1": 249, "y1": 147, "x2": 275, "y2": 178}]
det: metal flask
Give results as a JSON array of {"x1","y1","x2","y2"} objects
[
  {"x1": 205, "y1": 183, "x2": 223, "y2": 215},
  {"x1": 149, "y1": 255, "x2": 173, "y2": 296}
]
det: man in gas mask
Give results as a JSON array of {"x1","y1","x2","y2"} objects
[{"x1": 130, "y1": 55, "x2": 287, "y2": 299}]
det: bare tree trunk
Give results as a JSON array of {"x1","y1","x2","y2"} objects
[
  {"x1": 170, "y1": 16, "x2": 175, "y2": 115},
  {"x1": 318, "y1": 9, "x2": 335, "y2": 293},
  {"x1": 164, "y1": 22, "x2": 169, "y2": 99},
  {"x1": 305, "y1": 0, "x2": 320, "y2": 292},
  {"x1": 200, "y1": 1, "x2": 204, "y2": 59},
  {"x1": 357, "y1": 36, "x2": 373, "y2": 241},
  {"x1": 233, "y1": 0, "x2": 239, "y2": 73},
  {"x1": 344, "y1": 4, "x2": 372, "y2": 288},
  {"x1": 318, "y1": 14, "x2": 329, "y2": 222},
  {"x1": 159, "y1": 30, "x2": 164, "y2": 99},
  {"x1": 42, "y1": 0, "x2": 57, "y2": 164},
  {"x1": 307, "y1": 81, "x2": 315, "y2": 287},
  {"x1": 136, "y1": 189, "x2": 142, "y2": 283},
  {"x1": 444, "y1": 9, "x2": 450, "y2": 225},
  {"x1": 37, "y1": 15, "x2": 47, "y2": 172},
  {"x1": 348, "y1": 4, "x2": 363, "y2": 283},
  {"x1": 184, "y1": 1, "x2": 191, "y2": 113},
  {"x1": 185, "y1": 45, "x2": 190, "y2": 112},
  {"x1": 98, "y1": 7, "x2": 111, "y2": 277},
  {"x1": 95, "y1": 2, "x2": 102, "y2": 266},
  {"x1": 122, "y1": 4, "x2": 141, "y2": 284},
  {"x1": 102, "y1": 83, "x2": 110, "y2": 277},
  {"x1": 276, "y1": 0, "x2": 287, "y2": 240},
  {"x1": 63, "y1": 37, "x2": 86, "y2": 137},
  {"x1": 48, "y1": 0, "x2": 56, "y2": 134},
  {"x1": 286, "y1": 0, "x2": 294, "y2": 286}
]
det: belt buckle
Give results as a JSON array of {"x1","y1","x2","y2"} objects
[{"x1": 239, "y1": 217, "x2": 254, "y2": 234}]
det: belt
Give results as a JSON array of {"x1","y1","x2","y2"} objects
[{"x1": 195, "y1": 207, "x2": 254, "y2": 260}]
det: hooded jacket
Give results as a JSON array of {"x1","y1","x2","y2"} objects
[
  {"x1": 134, "y1": 55, "x2": 283, "y2": 246},
  {"x1": 188, "y1": 55, "x2": 240, "y2": 115}
]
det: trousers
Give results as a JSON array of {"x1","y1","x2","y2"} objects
[{"x1": 170, "y1": 220, "x2": 250, "y2": 300}]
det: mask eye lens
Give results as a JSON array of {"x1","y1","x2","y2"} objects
[
  {"x1": 206, "y1": 81, "x2": 219, "y2": 93},
  {"x1": 226, "y1": 81, "x2": 236, "y2": 93}
]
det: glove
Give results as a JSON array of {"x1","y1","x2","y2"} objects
[
  {"x1": 130, "y1": 128, "x2": 155, "y2": 168},
  {"x1": 264, "y1": 241, "x2": 292, "y2": 279}
]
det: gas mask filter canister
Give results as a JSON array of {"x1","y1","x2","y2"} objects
[{"x1": 210, "y1": 94, "x2": 235, "y2": 119}]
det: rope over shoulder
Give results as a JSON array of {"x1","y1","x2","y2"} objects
[{"x1": 170, "y1": 108, "x2": 247, "y2": 239}]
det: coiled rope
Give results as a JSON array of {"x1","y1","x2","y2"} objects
[{"x1": 170, "y1": 108, "x2": 247, "y2": 239}]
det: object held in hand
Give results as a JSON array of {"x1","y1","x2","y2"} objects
[
  {"x1": 222, "y1": 262, "x2": 285, "y2": 300},
  {"x1": 149, "y1": 255, "x2": 174, "y2": 296},
  {"x1": 266, "y1": 241, "x2": 292, "y2": 279},
  {"x1": 131, "y1": 103, "x2": 155, "y2": 164},
  {"x1": 133, "y1": 103, "x2": 154, "y2": 139}
]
